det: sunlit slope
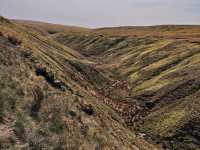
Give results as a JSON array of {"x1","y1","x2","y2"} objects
[
  {"x1": 0, "y1": 17, "x2": 157, "y2": 150},
  {"x1": 53, "y1": 25, "x2": 200, "y2": 150},
  {"x1": 14, "y1": 19, "x2": 90, "y2": 36}
]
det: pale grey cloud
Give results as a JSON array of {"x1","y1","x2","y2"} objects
[{"x1": 0, "y1": 0, "x2": 199, "y2": 27}]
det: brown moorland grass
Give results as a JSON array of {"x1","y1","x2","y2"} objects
[{"x1": 0, "y1": 16, "x2": 158, "y2": 150}]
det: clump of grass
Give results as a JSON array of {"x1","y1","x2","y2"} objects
[
  {"x1": 14, "y1": 121, "x2": 25, "y2": 136},
  {"x1": 14, "y1": 113, "x2": 26, "y2": 140},
  {"x1": 49, "y1": 112, "x2": 65, "y2": 134},
  {"x1": 30, "y1": 86, "x2": 44, "y2": 118},
  {"x1": 0, "y1": 99, "x2": 4, "y2": 122}
]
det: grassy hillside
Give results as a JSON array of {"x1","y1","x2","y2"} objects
[
  {"x1": 14, "y1": 20, "x2": 89, "y2": 36},
  {"x1": 1, "y1": 16, "x2": 200, "y2": 149},
  {"x1": 51, "y1": 24, "x2": 200, "y2": 150},
  {"x1": 0, "y1": 16, "x2": 158, "y2": 149}
]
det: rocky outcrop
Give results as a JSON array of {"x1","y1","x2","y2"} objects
[
  {"x1": 35, "y1": 64, "x2": 66, "y2": 91},
  {"x1": 81, "y1": 104, "x2": 94, "y2": 116}
]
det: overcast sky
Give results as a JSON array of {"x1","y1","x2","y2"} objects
[{"x1": 1, "y1": 0, "x2": 200, "y2": 28}]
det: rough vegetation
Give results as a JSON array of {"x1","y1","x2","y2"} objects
[
  {"x1": 52, "y1": 24, "x2": 200, "y2": 150},
  {"x1": 0, "y1": 16, "x2": 156, "y2": 150},
  {"x1": 0, "y1": 16, "x2": 200, "y2": 149}
]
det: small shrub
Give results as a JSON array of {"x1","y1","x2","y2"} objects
[
  {"x1": 80, "y1": 124, "x2": 89, "y2": 136},
  {"x1": 68, "y1": 110, "x2": 76, "y2": 117},
  {"x1": 30, "y1": 86, "x2": 44, "y2": 118},
  {"x1": 14, "y1": 112, "x2": 26, "y2": 141},
  {"x1": 0, "y1": 16, "x2": 10, "y2": 23},
  {"x1": 47, "y1": 30, "x2": 59, "y2": 35},
  {"x1": 14, "y1": 120, "x2": 25, "y2": 139},
  {"x1": 7, "y1": 35, "x2": 22, "y2": 45},
  {"x1": 49, "y1": 114, "x2": 65, "y2": 134}
]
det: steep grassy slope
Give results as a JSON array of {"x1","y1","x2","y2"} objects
[
  {"x1": 52, "y1": 25, "x2": 200, "y2": 150},
  {"x1": 14, "y1": 20, "x2": 89, "y2": 36},
  {"x1": 0, "y1": 17, "x2": 157, "y2": 149}
]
